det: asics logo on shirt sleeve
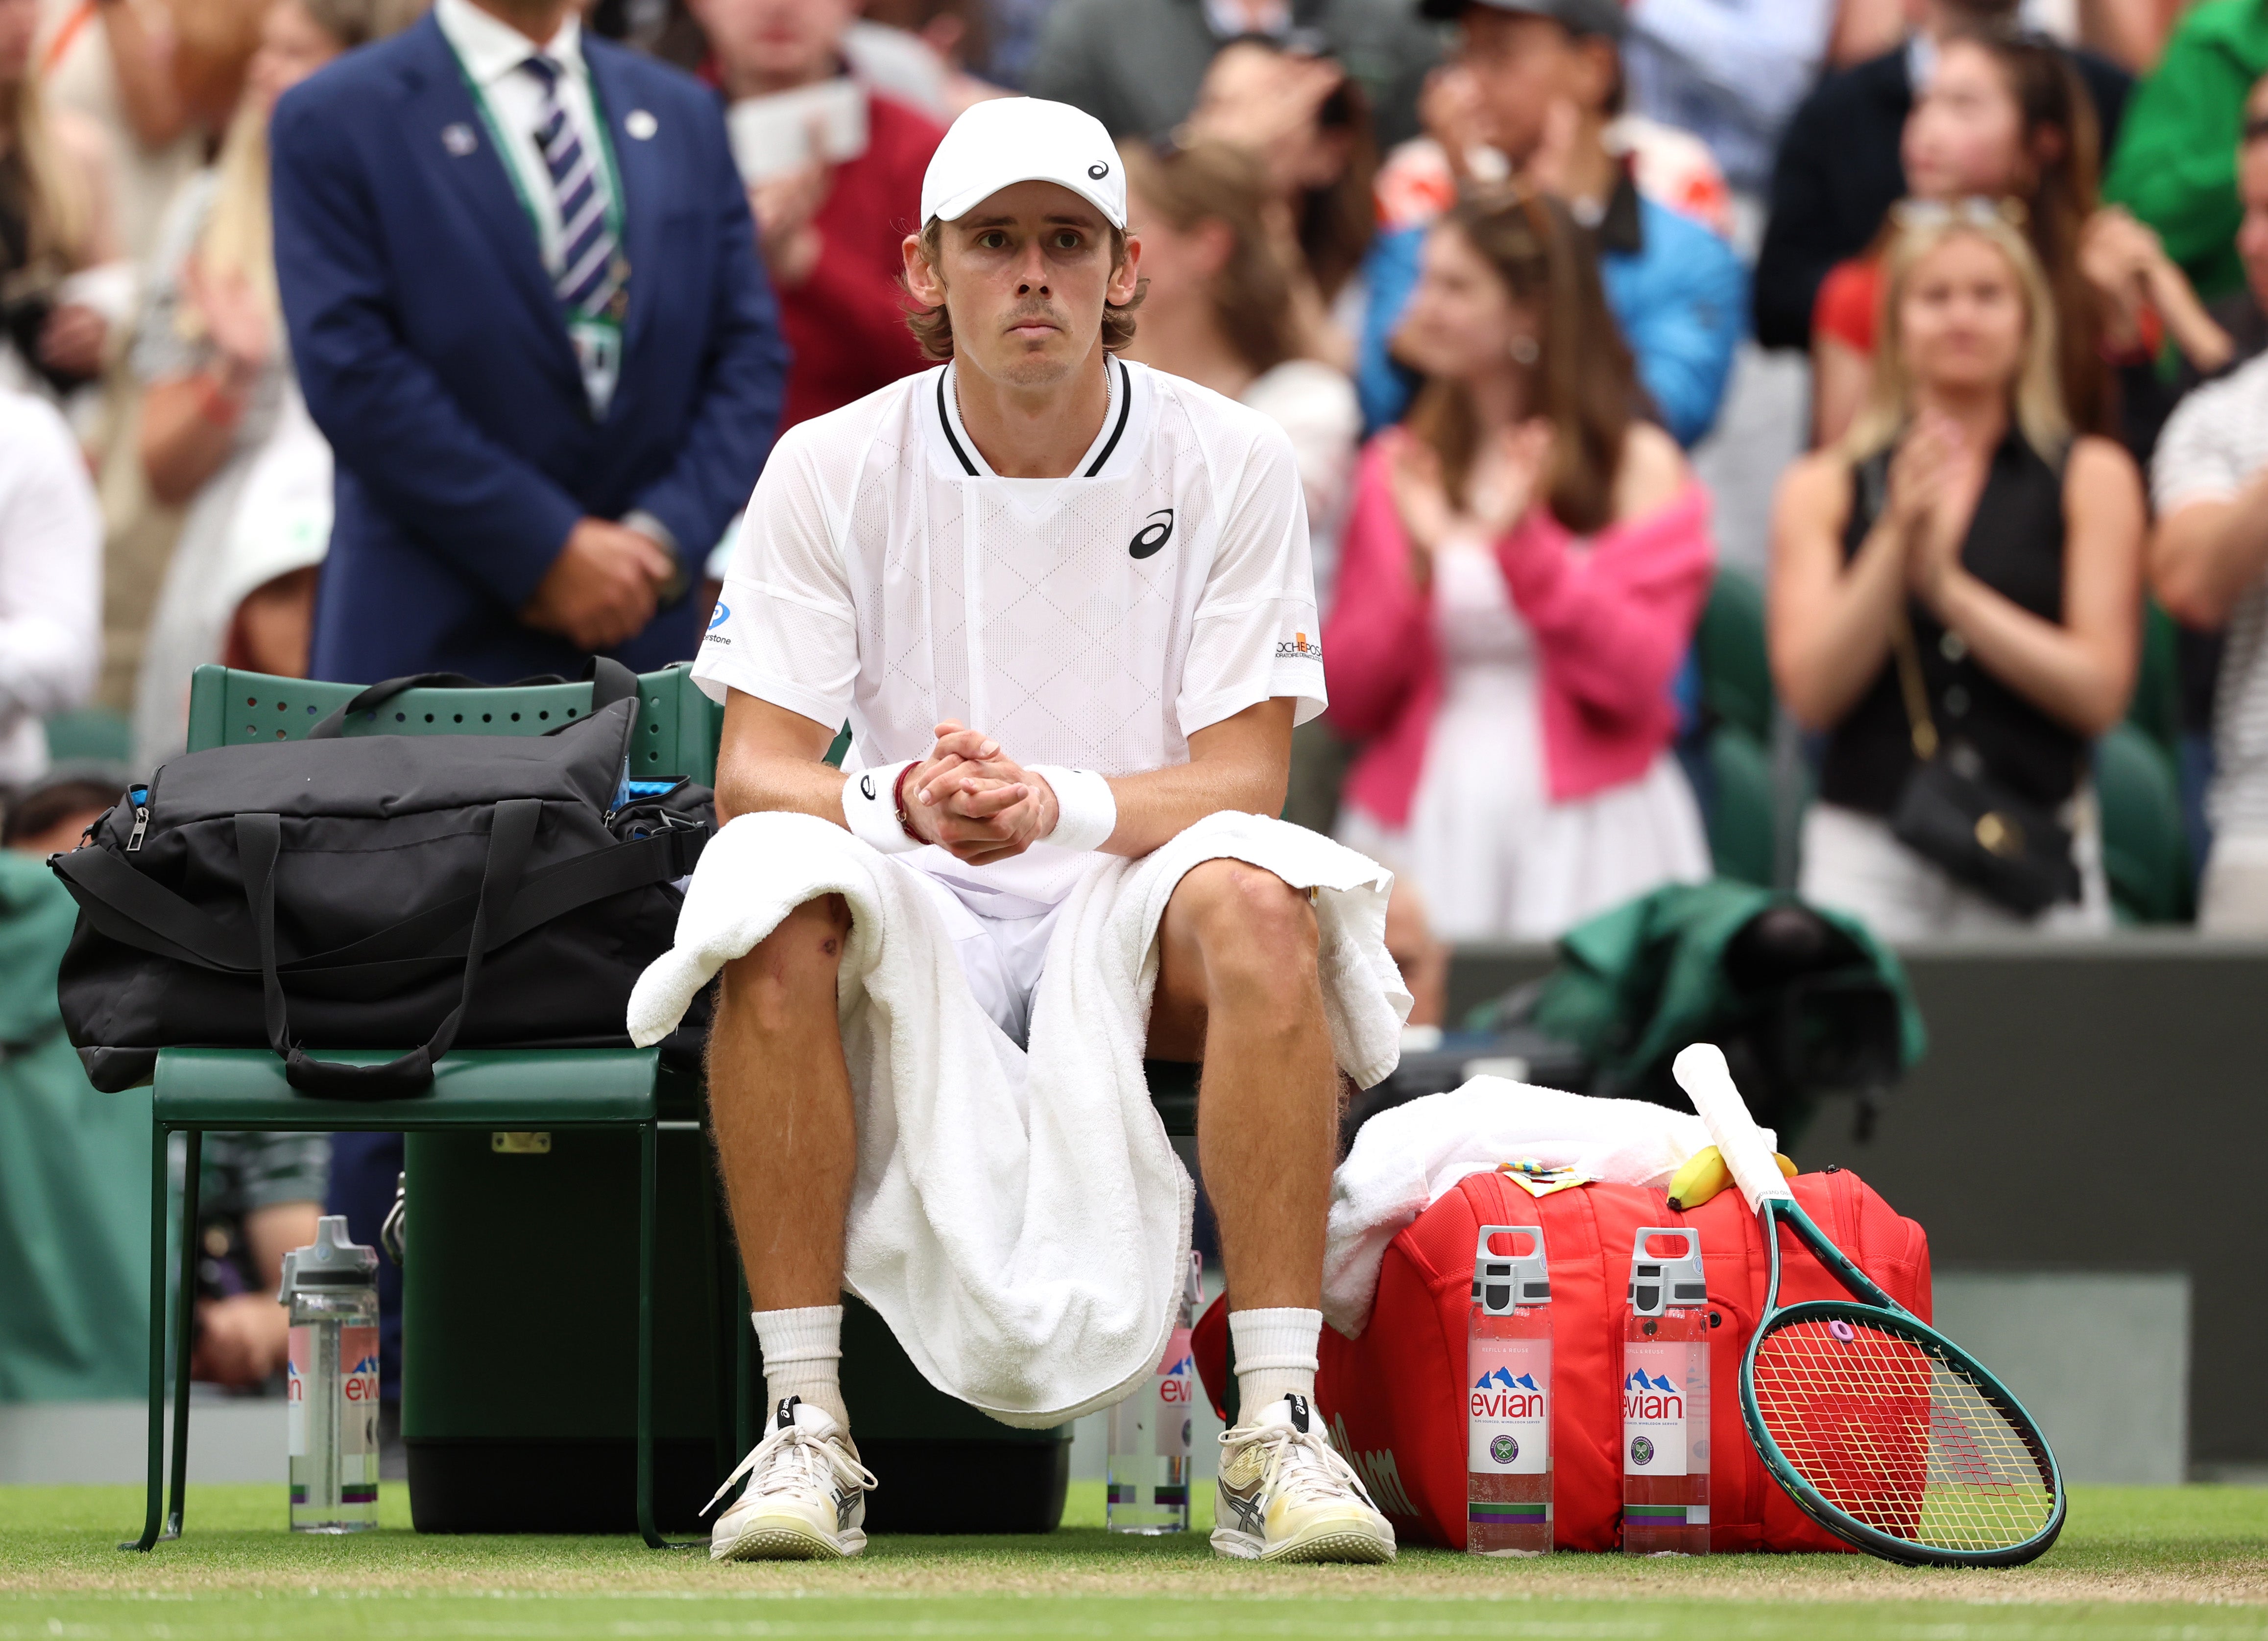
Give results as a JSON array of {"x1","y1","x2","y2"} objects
[{"x1": 1129, "y1": 509, "x2": 1175, "y2": 559}]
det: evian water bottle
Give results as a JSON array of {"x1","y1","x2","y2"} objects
[
  {"x1": 1467, "y1": 1223, "x2": 1551, "y2": 1555},
  {"x1": 280, "y1": 1215, "x2": 380, "y2": 1533},
  {"x1": 1622, "y1": 1227, "x2": 1711, "y2": 1554},
  {"x1": 1107, "y1": 1250, "x2": 1204, "y2": 1532}
]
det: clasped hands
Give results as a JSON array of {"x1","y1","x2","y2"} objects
[
  {"x1": 900, "y1": 720, "x2": 1061, "y2": 866},
  {"x1": 522, "y1": 517, "x2": 676, "y2": 652}
]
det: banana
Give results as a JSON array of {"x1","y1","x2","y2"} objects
[
  {"x1": 1666, "y1": 1146, "x2": 1730, "y2": 1211},
  {"x1": 1665, "y1": 1145, "x2": 1799, "y2": 1211}
]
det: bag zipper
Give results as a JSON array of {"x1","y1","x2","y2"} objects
[{"x1": 125, "y1": 785, "x2": 151, "y2": 853}]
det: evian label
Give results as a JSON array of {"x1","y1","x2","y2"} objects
[
  {"x1": 287, "y1": 1325, "x2": 380, "y2": 1459},
  {"x1": 1623, "y1": 1340, "x2": 1700, "y2": 1476},
  {"x1": 1467, "y1": 1335, "x2": 1548, "y2": 1474},
  {"x1": 1157, "y1": 1328, "x2": 1194, "y2": 1397}
]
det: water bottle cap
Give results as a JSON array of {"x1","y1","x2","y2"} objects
[
  {"x1": 1470, "y1": 1223, "x2": 1549, "y2": 1314},
  {"x1": 277, "y1": 1214, "x2": 379, "y2": 1302},
  {"x1": 1627, "y1": 1226, "x2": 1706, "y2": 1316}
]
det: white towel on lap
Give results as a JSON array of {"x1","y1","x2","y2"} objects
[{"x1": 628, "y1": 809, "x2": 1409, "y2": 1427}]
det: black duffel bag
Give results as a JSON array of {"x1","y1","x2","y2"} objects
[{"x1": 51, "y1": 663, "x2": 711, "y2": 1097}]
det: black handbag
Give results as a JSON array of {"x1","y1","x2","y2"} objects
[
  {"x1": 49, "y1": 662, "x2": 712, "y2": 1097},
  {"x1": 1884, "y1": 611, "x2": 2080, "y2": 916}
]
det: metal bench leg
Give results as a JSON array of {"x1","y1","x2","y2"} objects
[
  {"x1": 636, "y1": 1120, "x2": 692, "y2": 1548},
  {"x1": 123, "y1": 1120, "x2": 172, "y2": 1551},
  {"x1": 165, "y1": 1131, "x2": 202, "y2": 1539}
]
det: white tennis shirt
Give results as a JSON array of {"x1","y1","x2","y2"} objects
[{"x1": 695, "y1": 356, "x2": 1328, "y2": 908}]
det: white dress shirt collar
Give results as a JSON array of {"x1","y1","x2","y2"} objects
[{"x1": 434, "y1": 0, "x2": 585, "y2": 88}]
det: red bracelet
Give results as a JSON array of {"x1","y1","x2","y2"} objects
[{"x1": 892, "y1": 761, "x2": 924, "y2": 845}]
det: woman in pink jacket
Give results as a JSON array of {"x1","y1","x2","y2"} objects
[{"x1": 1326, "y1": 192, "x2": 1717, "y2": 941}]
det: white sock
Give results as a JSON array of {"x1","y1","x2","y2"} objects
[
  {"x1": 751, "y1": 1306, "x2": 848, "y2": 1429},
  {"x1": 1230, "y1": 1307, "x2": 1322, "y2": 1417}
]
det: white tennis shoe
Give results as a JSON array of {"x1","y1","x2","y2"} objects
[
  {"x1": 1211, "y1": 1394, "x2": 1397, "y2": 1564},
  {"x1": 705, "y1": 1397, "x2": 875, "y2": 1561}
]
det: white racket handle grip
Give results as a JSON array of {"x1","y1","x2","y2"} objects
[{"x1": 1672, "y1": 1043, "x2": 1795, "y2": 1213}]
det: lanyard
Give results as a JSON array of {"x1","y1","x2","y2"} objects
[{"x1": 447, "y1": 42, "x2": 628, "y2": 311}]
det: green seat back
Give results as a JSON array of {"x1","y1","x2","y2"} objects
[
  {"x1": 43, "y1": 706, "x2": 132, "y2": 766},
  {"x1": 1695, "y1": 567, "x2": 1772, "y2": 744},
  {"x1": 2096, "y1": 721, "x2": 2192, "y2": 925},
  {"x1": 184, "y1": 661, "x2": 724, "y2": 784},
  {"x1": 2124, "y1": 601, "x2": 2181, "y2": 759}
]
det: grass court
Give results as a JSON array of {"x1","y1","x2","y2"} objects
[{"x1": 3, "y1": 1481, "x2": 2265, "y2": 1639}]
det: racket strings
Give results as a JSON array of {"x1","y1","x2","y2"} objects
[{"x1": 1752, "y1": 1316, "x2": 2054, "y2": 1553}]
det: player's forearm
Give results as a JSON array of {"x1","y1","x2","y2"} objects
[
  {"x1": 716, "y1": 752, "x2": 851, "y2": 828},
  {"x1": 1086, "y1": 698, "x2": 1296, "y2": 856},
  {"x1": 1099, "y1": 757, "x2": 1287, "y2": 858}
]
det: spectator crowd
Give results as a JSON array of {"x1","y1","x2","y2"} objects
[{"x1": 10, "y1": 0, "x2": 2268, "y2": 1406}]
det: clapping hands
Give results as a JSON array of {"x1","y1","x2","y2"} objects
[
  {"x1": 1885, "y1": 409, "x2": 1984, "y2": 608},
  {"x1": 1387, "y1": 421, "x2": 1552, "y2": 576}
]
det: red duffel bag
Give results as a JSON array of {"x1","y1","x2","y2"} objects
[{"x1": 1194, "y1": 1165, "x2": 1930, "y2": 1552}]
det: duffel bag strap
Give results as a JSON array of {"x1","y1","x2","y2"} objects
[
  {"x1": 237, "y1": 800, "x2": 541, "y2": 1099},
  {"x1": 50, "y1": 846, "x2": 260, "y2": 970},
  {"x1": 306, "y1": 659, "x2": 637, "y2": 740},
  {"x1": 53, "y1": 815, "x2": 698, "y2": 977}
]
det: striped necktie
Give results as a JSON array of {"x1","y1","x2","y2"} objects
[{"x1": 519, "y1": 53, "x2": 625, "y2": 320}]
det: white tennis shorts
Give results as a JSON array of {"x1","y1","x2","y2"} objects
[{"x1": 906, "y1": 866, "x2": 1067, "y2": 1049}]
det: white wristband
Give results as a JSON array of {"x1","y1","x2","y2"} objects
[
  {"x1": 1030, "y1": 765, "x2": 1116, "y2": 854},
  {"x1": 841, "y1": 760, "x2": 923, "y2": 855}
]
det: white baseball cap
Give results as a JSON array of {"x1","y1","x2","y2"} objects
[{"x1": 918, "y1": 97, "x2": 1128, "y2": 231}]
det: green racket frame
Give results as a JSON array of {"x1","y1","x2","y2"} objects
[{"x1": 1742, "y1": 1191, "x2": 2067, "y2": 1568}]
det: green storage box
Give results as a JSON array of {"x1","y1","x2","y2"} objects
[{"x1": 402, "y1": 1081, "x2": 1073, "y2": 1535}]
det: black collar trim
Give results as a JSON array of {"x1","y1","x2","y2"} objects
[
  {"x1": 936, "y1": 356, "x2": 1132, "y2": 479},
  {"x1": 1084, "y1": 356, "x2": 1133, "y2": 477},
  {"x1": 937, "y1": 369, "x2": 977, "y2": 476}
]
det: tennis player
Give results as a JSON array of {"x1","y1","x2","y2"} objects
[{"x1": 692, "y1": 95, "x2": 1395, "y2": 1565}]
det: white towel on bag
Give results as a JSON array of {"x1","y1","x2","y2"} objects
[
  {"x1": 1320, "y1": 1080, "x2": 1774, "y2": 1339},
  {"x1": 627, "y1": 808, "x2": 1410, "y2": 1427}
]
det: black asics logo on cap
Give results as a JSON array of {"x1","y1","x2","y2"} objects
[
  {"x1": 1130, "y1": 508, "x2": 1174, "y2": 559},
  {"x1": 1088, "y1": 162, "x2": 1109, "y2": 179},
  {"x1": 859, "y1": 775, "x2": 876, "y2": 800}
]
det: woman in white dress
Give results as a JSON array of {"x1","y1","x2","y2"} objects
[{"x1": 1326, "y1": 191, "x2": 1717, "y2": 943}]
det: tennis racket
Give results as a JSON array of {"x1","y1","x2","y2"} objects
[{"x1": 1671, "y1": 1043, "x2": 2064, "y2": 1567}]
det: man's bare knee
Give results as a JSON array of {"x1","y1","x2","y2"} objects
[
  {"x1": 1182, "y1": 862, "x2": 1319, "y2": 1004},
  {"x1": 721, "y1": 894, "x2": 852, "y2": 1036}
]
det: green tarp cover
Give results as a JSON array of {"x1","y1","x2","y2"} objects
[
  {"x1": 0, "y1": 850, "x2": 150, "y2": 1402},
  {"x1": 1530, "y1": 878, "x2": 1929, "y2": 1102}
]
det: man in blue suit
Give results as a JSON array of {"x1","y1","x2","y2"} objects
[
  {"x1": 271, "y1": 0, "x2": 785, "y2": 1415},
  {"x1": 271, "y1": 0, "x2": 788, "y2": 685}
]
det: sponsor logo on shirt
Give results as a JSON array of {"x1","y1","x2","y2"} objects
[
  {"x1": 1129, "y1": 509, "x2": 1174, "y2": 559},
  {"x1": 1276, "y1": 632, "x2": 1321, "y2": 661},
  {"x1": 703, "y1": 601, "x2": 732, "y2": 644}
]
